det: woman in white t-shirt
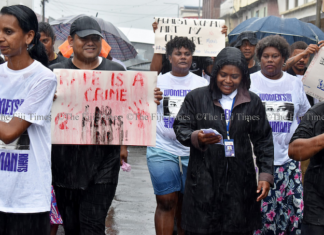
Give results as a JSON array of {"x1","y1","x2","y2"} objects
[
  {"x1": 0, "y1": 5, "x2": 57, "y2": 235},
  {"x1": 250, "y1": 35, "x2": 310, "y2": 235}
]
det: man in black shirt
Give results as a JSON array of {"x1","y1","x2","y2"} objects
[
  {"x1": 234, "y1": 31, "x2": 260, "y2": 74},
  {"x1": 38, "y1": 22, "x2": 67, "y2": 66},
  {"x1": 289, "y1": 103, "x2": 324, "y2": 235},
  {"x1": 50, "y1": 16, "x2": 162, "y2": 235}
]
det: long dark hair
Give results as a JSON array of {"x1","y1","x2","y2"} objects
[{"x1": 0, "y1": 5, "x2": 48, "y2": 67}]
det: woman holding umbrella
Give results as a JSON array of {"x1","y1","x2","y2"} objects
[
  {"x1": 173, "y1": 47, "x2": 274, "y2": 235},
  {"x1": 250, "y1": 35, "x2": 310, "y2": 235}
]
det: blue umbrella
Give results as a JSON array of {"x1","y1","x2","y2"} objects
[{"x1": 228, "y1": 16, "x2": 324, "y2": 45}]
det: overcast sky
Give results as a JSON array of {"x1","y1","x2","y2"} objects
[{"x1": 33, "y1": 0, "x2": 201, "y2": 30}]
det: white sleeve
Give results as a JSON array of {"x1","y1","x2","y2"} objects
[
  {"x1": 297, "y1": 81, "x2": 311, "y2": 118},
  {"x1": 15, "y1": 78, "x2": 57, "y2": 126}
]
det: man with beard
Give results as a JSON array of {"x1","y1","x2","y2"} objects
[{"x1": 234, "y1": 31, "x2": 260, "y2": 74}]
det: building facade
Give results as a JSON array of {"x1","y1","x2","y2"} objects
[
  {"x1": 180, "y1": 5, "x2": 203, "y2": 19},
  {"x1": 278, "y1": 0, "x2": 324, "y2": 30},
  {"x1": 202, "y1": 0, "x2": 222, "y2": 19},
  {"x1": 220, "y1": 0, "x2": 280, "y2": 32}
]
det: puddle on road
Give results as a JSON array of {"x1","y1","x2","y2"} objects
[{"x1": 105, "y1": 206, "x2": 118, "y2": 235}]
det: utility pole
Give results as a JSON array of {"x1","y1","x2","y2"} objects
[
  {"x1": 42, "y1": 0, "x2": 49, "y2": 22},
  {"x1": 315, "y1": 0, "x2": 322, "y2": 29},
  {"x1": 198, "y1": 0, "x2": 201, "y2": 19}
]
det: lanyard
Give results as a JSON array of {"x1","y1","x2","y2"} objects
[{"x1": 220, "y1": 97, "x2": 235, "y2": 140}]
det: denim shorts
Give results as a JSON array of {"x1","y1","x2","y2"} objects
[{"x1": 146, "y1": 147, "x2": 189, "y2": 195}]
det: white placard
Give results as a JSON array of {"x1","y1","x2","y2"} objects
[{"x1": 154, "y1": 17, "x2": 225, "y2": 57}]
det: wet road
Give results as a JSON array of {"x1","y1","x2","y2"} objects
[{"x1": 57, "y1": 146, "x2": 156, "y2": 235}]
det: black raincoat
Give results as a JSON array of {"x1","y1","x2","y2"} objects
[{"x1": 173, "y1": 47, "x2": 274, "y2": 234}]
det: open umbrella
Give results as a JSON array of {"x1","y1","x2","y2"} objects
[
  {"x1": 50, "y1": 14, "x2": 137, "y2": 61},
  {"x1": 228, "y1": 16, "x2": 324, "y2": 45}
]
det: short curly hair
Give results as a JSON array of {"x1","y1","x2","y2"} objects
[
  {"x1": 166, "y1": 36, "x2": 195, "y2": 57},
  {"x1": 290, "y1": 41, "x2": 308, "y2": 53},
  {"x1": 256, "y1": 35, "x2": 290, "y2": 62}
]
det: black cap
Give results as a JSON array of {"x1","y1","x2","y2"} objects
[
  {"x1": 70, "y1": 16, "x2": 103, "y2": 38},
  {"x1": 234, "y1": 31, "x2": 258, "y2": 48}
]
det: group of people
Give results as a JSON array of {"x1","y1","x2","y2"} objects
[
  {"x1": 0, "y1": 4, "x2": 323, "y2": 235},
  {"x1": 149, "y1": 22, "x2": 324, "y2": 235}
]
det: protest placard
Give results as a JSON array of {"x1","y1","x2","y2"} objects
[
  {"x1": 303, "y1": 48, "x2": 324, "y2": 101},
  {"x1": 154, "y1": 17, "x2": 225, "y2": 57},
  {"x1": 51, "y1": 70, "x2": 157, "y2": 146}
]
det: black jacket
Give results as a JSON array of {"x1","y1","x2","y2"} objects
[
  {"x1": 290, "y1": 102, "x2": 324, "y2": 225},
  {"x1": 173, "y1": 47, "x2": 274, "y2": 234}
]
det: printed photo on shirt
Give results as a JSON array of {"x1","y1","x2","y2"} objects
[
  {"x1": 163, "y1": 97, "x2": 185, "y2": 117},
  {"x1": 262, "y1": 102, "x2": 294, "y2": 122}
]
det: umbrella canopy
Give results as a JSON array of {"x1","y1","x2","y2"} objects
[
  {"x1": 228, "y1": 16, "x2": 324, "y2": 45},
  {"x1": 50, "y1": 14, "x2": 137, "y2": 61}
]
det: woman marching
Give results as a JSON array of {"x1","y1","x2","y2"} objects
[
  {"x1": 173, "y1": 47, "x2": 274, "y2": 235},
  {"x1": 250, "y1": 35, "x2": 310, "y2": 235},
  {"x1": 0, "y1": 5, "x2": 57, "y2": 235}
]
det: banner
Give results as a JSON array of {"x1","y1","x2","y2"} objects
[
  {"x1": 51, "y1": 70, "x2": 157, "y2": 146},
  {"x1": 154, "y1": 17, "x2": 225, "y2": 57},
  {"x1": 303, "y1": 48, "x2": 324, "y2": 101}
]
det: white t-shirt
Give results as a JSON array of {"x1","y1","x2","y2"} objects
[
  {"x1": 0, "y1": 61, "x2": 57, "y2": 213},
  {"x1": 250, "y1": 71, "x2": 310, "y2": 165},
  {"x1": 156, "y1": 72, "x2": 209, "y2": 156}
]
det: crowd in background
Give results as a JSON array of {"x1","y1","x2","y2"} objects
[{"x1": 0, "y1": 4, "x2": 324, "y2": 235}]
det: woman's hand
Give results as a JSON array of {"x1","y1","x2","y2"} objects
[
  {"x1": 198, "y1": 130, "x2": 222, "y2": 145},
  {"x1": 256, "y1": 181, "x2": 270, "y2": 202},
  {"x1": 154, "y1": 87, "x2": 163, "y2": 105},
  {"x1": 120, "y1": 145, "x2": 128, "y2": 166}
]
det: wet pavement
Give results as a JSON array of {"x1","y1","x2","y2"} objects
[{"x1": 57, "y1": 146, "x2": 156, "y2": 235}]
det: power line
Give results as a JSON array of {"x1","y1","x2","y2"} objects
[
  {"x1": 50, "y1": 1, "x2": 177, "y2": 17},
  {"x1": 115, "y1": 5, "x2": 176, "y2": 24}
]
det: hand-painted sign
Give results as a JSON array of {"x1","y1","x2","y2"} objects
[
  {"x1": 303, "y1": 48, "x2": 324, "y2": 101},
  {"x1": 51, "y1": 70, "x2": 157, "y2": 146},
  {"x1": 154, "y1": 17, "x2": 225, "y2": 57}
]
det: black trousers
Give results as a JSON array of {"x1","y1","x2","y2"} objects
[
  {"x1": 185, "y1": 231, "x2": 253, "y2": 235},
  {"x1": 301, "y1": 223, "x2": 324, "y2": 235},
  {"x1": 54, "y1": 183, "x2": 117, "y2": 235},
  {"x1": 0, "y1": 211, "x2": 50, "y2": 235}
]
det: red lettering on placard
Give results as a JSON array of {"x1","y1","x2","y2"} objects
[
  {"x1": 116, "y1": 73, "x2": 124, "y2": 86},
  {"x1": 94, "y1": 88, "x2": 103, "y2": 101},
  {"x1": 132, "y1": 73, "x2": 144, "y2": 86},
  {"x1": 111, "y1": 73, "x2": 115, "y2": 86},
  {"x1": 120, "y1": 89, "x2": 127, "y2": 101}
]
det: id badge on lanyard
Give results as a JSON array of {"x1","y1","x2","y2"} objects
[{"x1": 221, "y1": 97, "x2": 235, "y2": 157}]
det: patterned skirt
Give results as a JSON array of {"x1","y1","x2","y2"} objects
[
  {"x1": 254, "y1": 160, "x2": 303, "y2": 235},
  {"x1": 50, "y1": 185, "x2": 63, "y2": 225}
]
